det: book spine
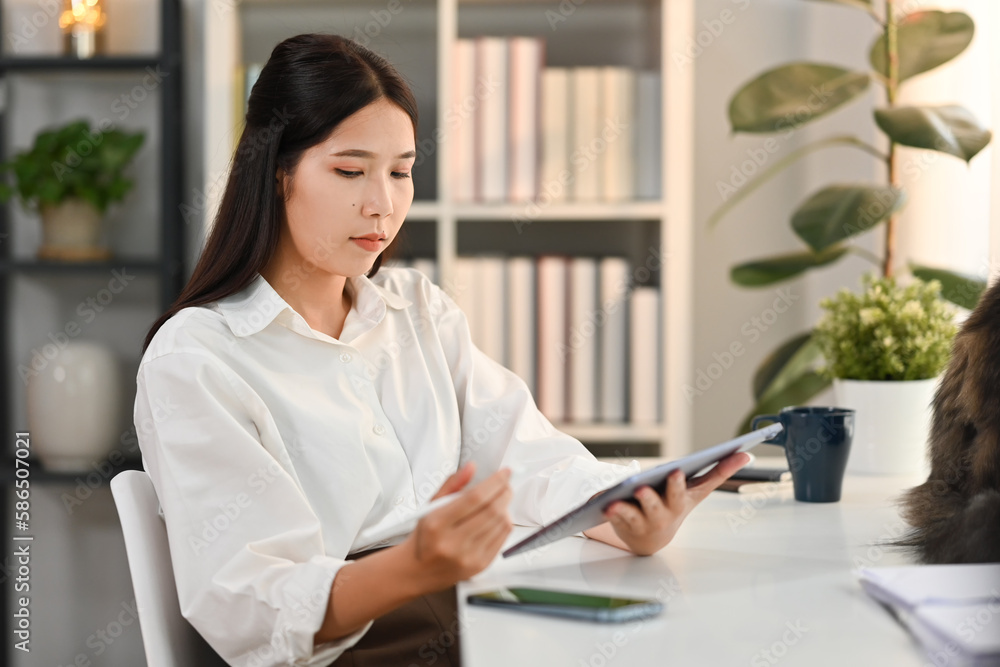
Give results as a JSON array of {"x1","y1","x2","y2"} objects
[
  {"x1": 506, "y1": 256, "x2": 536, "y2": 395},
  {"x1": 629, "y1": 286, "x2": 660, "y2": 424},
  {"x1": 601, "y1": 67, "x2": 636, "y2": 202},
  {"x1": 507, "y1": 37, "x2": 542, "y2": 202},
  {"x1": 570, "y1": 67, "x2": 601, "y2": 201},
  {"x1": 540, "y1": 67, "x2": 570, "y2": 204},
  {"x1": 599, "y1": 257, "x2": 630, "y2": 422},
  {"x1": 635, "y1": 70, "x2": 662, "y2": 200},
  {"x1": 536, "y1": 255, "x2": 568, "y2": 422},
  {"x1": 475, "y1": 37, "x2": 509, "y2": 203},
  {"x1": 453, "y1": 257, "x2": 480, "y2": 348},
  {"x1": 567, "y1": 257, "x2": 598, "y2": 422},
  {"x1": 452, "y1": 39, "x2": 477, "y2": 203},
  {"x1": 477, "y1": 256, "x2": 507, "y2": 365}
]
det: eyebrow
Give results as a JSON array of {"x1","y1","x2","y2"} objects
[{"x1": 331, "y1": 149, "x2": 417, "y2": 159}]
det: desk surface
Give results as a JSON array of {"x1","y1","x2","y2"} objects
[{"x1": 458, "y1": 459, "x2": 927, "y2": 666}]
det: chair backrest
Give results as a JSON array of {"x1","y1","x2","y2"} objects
[{"x1": 110, "y1": 470, "x2": 226, "y2": 667}]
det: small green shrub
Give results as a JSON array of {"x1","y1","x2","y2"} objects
[{"x1": 814, "y1": 274, "x2": 957, "y2": 381}]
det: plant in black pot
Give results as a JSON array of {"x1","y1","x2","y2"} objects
[{"x1": 0, "y1": 119, "x2": 145, "y2": 261}]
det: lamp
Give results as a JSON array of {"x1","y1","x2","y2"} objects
[{"x1": 59, "y1": 0, "x2": 107, "y2": 59}]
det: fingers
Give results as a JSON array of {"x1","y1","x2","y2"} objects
[
  {"x1": 431, "y1": 461, "x2": 476, "y2": 501},
  {"x1": 465, "y1": 484, "x2": 513, "y2": 542},
  {"x1": 607, "y1": 500, "x2": 644, "y2": 533},
  {"x1": 687, "y1": 452, "x2": 751, "y2": 500},
  {"x1": 634, "y1": 485, "x2": 667, "y2": 524},
  {"x1": 477, "y1": 508, "x2": 514, "y2": 555},
  {"x1": 438, "y1": 467, "x2": 512, "y2": 526},
  {"x1": 665, "y1": 469, "x2": 687, "y2": 509}
]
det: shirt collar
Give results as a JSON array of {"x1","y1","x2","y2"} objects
[{"x1": 217, "y1": 271, "x2": 411, "y2": 338}]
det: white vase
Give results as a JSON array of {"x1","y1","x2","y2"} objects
[
  {"x1": 26, "y1": 341, "x2": 121, "y2": 471},
  {"x1": 833, "y1": 377, "x2": 939, "y2": 476}
]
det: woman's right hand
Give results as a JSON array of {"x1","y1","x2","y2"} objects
[{"x1": 401, "y1": 462, "x2": 513, "y2": 592}]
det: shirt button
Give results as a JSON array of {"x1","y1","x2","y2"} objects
[
  {"x1": 373, "y1": 423, "x2": 386, "y2": 436},
  {"x1": 393, "y1": 496, "x2": 404, "y2": 506},
  {"x1": 339, "y1": 352, "x2": 352, "y2": 363}
]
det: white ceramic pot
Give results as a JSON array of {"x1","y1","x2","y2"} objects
[
  {"x1": 26, "y1": 341, "x2": 121, "y2": 471},
  {"x1": 37, "y1": 197, "x2": 110, "y2": 261},
  {"x1": 833, "y1": 377, "x2": 939, "y2": 476}
]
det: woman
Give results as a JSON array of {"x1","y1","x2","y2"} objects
[{"x1": 136, "y1": 33, "x2": 749, "y2": 666}]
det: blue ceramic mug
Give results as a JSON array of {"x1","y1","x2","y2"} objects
[{"x1": 751, "y1": 407, "x2": 855, "y2": 503}]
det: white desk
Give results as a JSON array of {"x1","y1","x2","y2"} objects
[{"x1": 459, "y1": 460, "x2": 928, "y2": 666}]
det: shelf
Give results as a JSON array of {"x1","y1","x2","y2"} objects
[
  {"x1": 0, "y1": 456, "x2": 143, "y2": 485},
  {"x1": 555, "y1": 422, "x2": 665, "y2": 444},
  {"x1": 2, "y1": 258, "x2": 166, "y2": 274},
  {"x1": 0, "y1": 55, "x2": 163, "y2": 72},
  {"x1": 408, "y1": 201, "x2": 665, "y2": 221},
  {"x1": 452, "y1": 201, "x2": 664, "y2": 221},
  {"x1": 407, "y1": 201, "x2": 442, "y2": 219}
]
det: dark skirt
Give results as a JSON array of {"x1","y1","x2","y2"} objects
[{"x1": 331, "y1": 547, "x2": 463, "y2": 667}]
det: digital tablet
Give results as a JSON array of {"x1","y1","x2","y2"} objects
[{"x1": 501, "y1": 422, "x2": 784, "y2": 558}]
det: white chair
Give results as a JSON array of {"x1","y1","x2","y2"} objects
[{"x1": 111, "y1": 470, "x2": 228, "y2": 667}]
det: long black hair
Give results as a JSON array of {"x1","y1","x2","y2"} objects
[{"x1": 144, "y1": 33, "x2": 418, "y2": 351}]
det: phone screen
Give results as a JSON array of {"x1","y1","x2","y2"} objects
[
  {"x1": 472, "y1": 587, "x2": 647, "y2": 608},
  {"x1": 467, "y1": 587, "x2": 663, "y2": 622}
]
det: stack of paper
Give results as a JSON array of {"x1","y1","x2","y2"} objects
[{"x1": 858, "y1": 563, "x2": 1000, "y2": 667}]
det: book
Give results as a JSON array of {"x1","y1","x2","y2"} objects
[
  {"x1": 859, "y1": 564, "x2": 1000, "y2": 667},
  {"x1": 600, "y1": 67, "x2": 636, "y2": 202},
  {"x1": 507, "y1": 37, "x2": 543, "y2": 202},
  {"x1": 453, "y1": 257, "x2": 480, "y2": 347},
  {"x1": 540, "y1": 68, "x2": 570, "y2": 204},
  {"x1": 475, "y1": 37, "x2": 509, "y2": 202},
  {"x1": 451, "y1": 39, "x2": 477, "y2": 203},
  {"x1": 506, "y1": 256, "x2": 536, "y2": 395},
  {"x1": 635, "y1": 70, "x2": 662, "y2": 200},
  {"x1": 536, "y1": 255, "x2": 569, "y2": 422},
  {"x1": 629, "y1": 286, "x2": 660, "y2": 424},
  {"x1": 569, "y1": 67, "x2": 602, "y2": 201},
  {"x1": 567, "y1": 257, "x2": 597, "y2": 422},
  {"x1": 598, "y1": 257, "x2": 630, "y2": 422},
  {"x1": 477, "y1": 256, "x2": 507, "y2": 365}
]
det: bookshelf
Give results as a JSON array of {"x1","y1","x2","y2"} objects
[{"x1": 200, "y1": 0, "x2": 694, "y2": 459}]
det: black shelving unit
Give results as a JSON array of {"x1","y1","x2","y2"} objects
[{"x1": 0, "y1": 0, "x2": 183, "y2": 662}]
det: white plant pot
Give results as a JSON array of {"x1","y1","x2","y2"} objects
[
  {"x1": 833, "y1": 377, "x2": 938, "y2": 476},
  {"x1": 26, "y1": 341, "x2": 121, "y2": 471}
]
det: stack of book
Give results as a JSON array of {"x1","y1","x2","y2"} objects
[
  {"x1": 392, "y1": 256, "x2": 661, "y2": 425},
  {"x1": 859, "y1": 563, "x2": 1000, "y2": 666},
  {"x1": 450, "y1": 36, "x2": 662, "y2": 203}
]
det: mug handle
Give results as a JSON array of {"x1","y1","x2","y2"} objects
[{"x1": 751, "y1": 415, "x2": 786, "y2": 446}]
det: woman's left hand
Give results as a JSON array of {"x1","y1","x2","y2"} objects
[{"x1": 591, "y1": 452, "x2": 751, "y2": 556}]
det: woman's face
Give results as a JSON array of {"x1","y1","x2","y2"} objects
[{"x1": 277, "y1": 97, "x2": 416, "y2": 280}]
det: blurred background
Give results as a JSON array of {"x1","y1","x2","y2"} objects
[{"x1": 0, "y1": 0, "x2": 997, "y2": 663}]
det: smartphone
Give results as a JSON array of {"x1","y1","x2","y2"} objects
[{"x1": 466, "y1": 586, "x2": 664, "y2": 623}]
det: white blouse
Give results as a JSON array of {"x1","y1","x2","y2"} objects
[{"x1": 134, "y1": 266, "x2": 639, "y2": 666}]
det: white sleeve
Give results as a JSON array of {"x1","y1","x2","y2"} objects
[
  {"x1": 134, "y1": 350, "x2": 372, "y2": 666},
  {"x1": 431, "y1": 286, "x2": 641, "y2": 527}
]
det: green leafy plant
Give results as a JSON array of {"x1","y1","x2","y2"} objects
[
  {"x1": 0, "y1": 119, "x2": 145, "y2": 214},
  {"x1": 814, "y1": 274, "x2": 956, "y2": 381},
  {"x1": 709, "y1": 1, "x2": 992, "y2": 432}
]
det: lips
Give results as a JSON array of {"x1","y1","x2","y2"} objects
[{"x1": 350, "y1": 236, "x2": 384, "y2": 251}]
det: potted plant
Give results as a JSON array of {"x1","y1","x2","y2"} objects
[
  {"x1": 812, "y1": 274, "x2": 956, "y2": 474},
  {"x1": 0, "y1": 119, "x2": 145, "y2": 261},
  {"x1": 709, "y1": 2, "x2": 992, "y2": 442}
]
